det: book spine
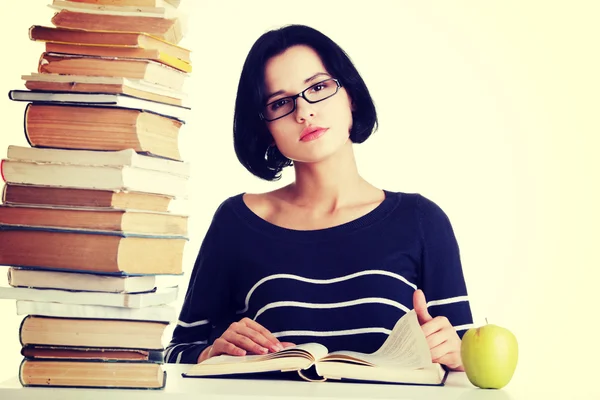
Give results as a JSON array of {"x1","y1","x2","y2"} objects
[
  {"x1": 28, "y1": 25, "x2": 36, "y2": 41},
  {"x1": 23, "y1": 103, "x2": 34, "y2": 148},
  {"x1": 0, "y1": 223, "x2": 189, "y2": 239},
  {"x1": 160, "y1": 371, "x2": 167, "y2": 389},
  {"x1": 18, "y1": 315, "x2": 30, "y2": 347},
  {"x1": 18, "y1": 358, "x2": 26, "y2": 387},
  {"x1": 37, "y1": 52, "x2": 48, "y2": 74},
  {"x1": 0, "y1": 159, "x2": 5, "y2": 183}
]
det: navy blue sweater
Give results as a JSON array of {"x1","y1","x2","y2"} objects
[{"x1": 165, "y1": 190, "x2": 473, "y2": 363}]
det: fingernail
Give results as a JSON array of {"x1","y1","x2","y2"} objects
[
  {"x1": 238, "y1": 349, "x2": 246, "y2": 356},
  {"x1": 260, "y1": 347, "x2": 269, "y2": 354},
  {"x1": 273, "y1": 343, "x2": 284, "y2": 352}
]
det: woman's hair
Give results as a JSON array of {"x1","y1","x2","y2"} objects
[{"x1": 233, "y1": 24, "x2": 378, "y2": 181}]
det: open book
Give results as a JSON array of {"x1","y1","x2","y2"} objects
[{"x1": 183, "y1": 310, "x2": 448, "y2": 386}]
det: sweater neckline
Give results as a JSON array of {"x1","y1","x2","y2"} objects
[{"x1": 229, "y1": 190, "x2": 401, "y2": 242}]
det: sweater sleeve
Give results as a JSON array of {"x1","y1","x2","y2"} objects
[
  {"x1": 417, "y1": 195, "x2": 474, "y2": 339},
  {"x1": 164, "y1": 203, "x2": 234, "y2": 363}
]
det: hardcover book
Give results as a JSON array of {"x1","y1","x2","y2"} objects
[
  {"x1": 28, "y1": 25, "x2": 190, "y2": 63},
  {"x1": 0, "y1": 224, "x2": 187, "y2": 275},
  {"x1": 0, "y1": 285, "x2": 179, "y2": 308},
  {"x1": 9, "y1": 90, "x2": 190, "y2": 122},
  {"x1": 1, "y1": 146, "x2": 190, "y2": 198},
  {"x1": 184, "y1": 310, "x2": 448, "y2": 386},
  {"x1": 19, "y1": 359, "x2": 167, "y2": 389}
]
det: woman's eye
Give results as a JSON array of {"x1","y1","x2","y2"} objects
[
  {"x1": 270, "y1": 99, "x2": 289, "y2": 111},
  {"x1": 312, "y1": 84, "x2": 325, "y2": 92}
]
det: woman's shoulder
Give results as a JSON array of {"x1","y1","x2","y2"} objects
[
  {"x1": 239, "y1": 191, "x2": 274, "y2": 220},
  {"x1": 385, "y1": 190, "x2": 452, "y2": 221},
  {"x1": 209, "y1": 191, "x2": 276, "y2": 223},
  {"x1": 211, "y1": 192, "x2": 245, "y2": 217}
]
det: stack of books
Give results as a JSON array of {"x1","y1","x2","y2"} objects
[{"x1": 0, "y1": 0, "x2": 191, "y2": 390}]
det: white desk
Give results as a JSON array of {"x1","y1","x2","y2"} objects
[{"x1": 0, "y1": 364, "x2": 582, "y2": 400}]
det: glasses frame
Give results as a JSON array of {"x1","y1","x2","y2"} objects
[{"x1": 259, "y1": 78, "x2": 342, "y2": 122}]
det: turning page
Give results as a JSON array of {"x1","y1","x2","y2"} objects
[{"x1": 323, "y1": 310, "x2": 432, "y2": 369}]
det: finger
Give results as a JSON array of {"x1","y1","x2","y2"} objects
[
  {"x1": 222, "y1": 330, "x2": 270, "y2": 355},
  {"x1": 424, "y1": 330, "x2": 449, "y2": 350},
  {"x1": 211, "y1": 338, "x2": 247, "y2": 357},
  {"x1": 280, "y1": 342, "x2": 296, "y2": 348},
  {"x1": 236, "y1": 324, "x2": 283, "y2": 353},
  {"x1": 241, "y1": 318, "x2": 281, "y2": 343},
  {"x1": 421, "y1": 316, "x2": 451, "y2": 337},
  {"x1": 413, "y1": 289, "x2": 433, "y2": 325},
  {"x1": 434, "y1": 351, "x2": 462, "y2": 369},
  {"x1": 240, "y1": 318, "x2": 283, "y2": 351},
  {"x1": 430, "y1": 340, "x2": 454, "y2": 361}
]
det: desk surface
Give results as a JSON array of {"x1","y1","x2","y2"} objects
[{"x1": 0, "y1": 364, "x2": 585, "y2": 400}]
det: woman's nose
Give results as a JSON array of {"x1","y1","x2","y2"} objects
[{"x1": 294, "y1": 97, "x2": 316, "y2": 122}]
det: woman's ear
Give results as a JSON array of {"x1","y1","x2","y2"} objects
[{"x1": 348, "y1": 93, "x2": 356, "y2": 112}]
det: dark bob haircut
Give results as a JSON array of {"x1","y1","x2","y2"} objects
[{"x1": 233, "y1": 24, "x2": 378, "y2": 181}]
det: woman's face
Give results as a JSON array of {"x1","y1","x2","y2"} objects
[{"x1": 262, "y1": 45, "x2": 354, "y2": 164}]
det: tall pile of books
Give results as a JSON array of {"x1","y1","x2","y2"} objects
[{"x1": 0, "y1": 0, "x2": 191, "y2": 390}]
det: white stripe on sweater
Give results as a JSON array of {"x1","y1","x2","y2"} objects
[
  {"x1": 454, "y1": 324, "x2": 474, "y2": 331},
  {"x1": 177, "y1": 318, "x2": 210, "y2": 328},
  {"x1": 272, "y1": 327, "x2": 392, "y2": 338},
  {"x1": 273, "y1": 324, "x2": 473, "y2": 338},
  {"x1": 427, "y1": 295, "x2": 469, "y2": 307},
  {"x1": 237, "y1": 270, "x2": 416, "y2": 314},
  {"x1": 165, "y1": 340, "x2": 207, "y2": 362},
  {"x1": 254, "y1": 297, "x2": 410, "y2": 320}
]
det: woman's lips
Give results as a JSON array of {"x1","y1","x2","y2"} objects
[{"x1": 300, "y1": 127, "x2": 328, "y2": 142}]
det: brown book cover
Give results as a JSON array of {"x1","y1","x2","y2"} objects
[
  {"x1": 3, "y1": 185, "x2": 172, "y2": 212},
  {"x1": 21, "y1": 345, "x2": 163, "y2": 362},
  {"x1": 38, "y1": 52, "x2": 187, "y2": 91},
  {"x1": 29, "y1": 25, "x2": 190, "y2": 62},
  {"x1": 45, "y1": 42, "x2": 191, "y2": 72},
  {"x1": 23, "y1": 103, "x2": 183, "y2": 160},
  {"x1": 51, "y1": 9, "x2": 183, "y2": 44},
  {"x1": 0, "y1": 204, "x2": 188, "y2": 236},
  {"x1": 19, "y1": 359, "x2": 167, "y2": 389},
  {"x1": 19, "y1": 316, "x2": 168, "y2": 350},
  {"x1": 0, "y1": 225, "x2": 186, "y2": 275}
]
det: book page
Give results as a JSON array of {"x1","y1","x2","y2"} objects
[
  {"x1": 371, "y1": 309, "x2": 432, "y2": 367},
  {"x1": 324, "y1": 310, "x2": 432, "y2": 369},
  {"x1": 199, "y1": 342, "x2": 329, "y2": 366}
]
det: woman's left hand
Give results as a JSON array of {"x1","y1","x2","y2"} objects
[{"x1": 413, "y1": 289, "x2": 464, "y2": 371}]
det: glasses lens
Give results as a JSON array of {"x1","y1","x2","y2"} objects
[
  {"x1": 263, "y1": 97, "x2": 294, "y2": 121},
  {"x1": 304, "y1": 79, "x2": 339, "y2": 103}
]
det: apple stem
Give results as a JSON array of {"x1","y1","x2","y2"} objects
[{"x1": 485, "y1": 317, "x2": 488, "y2": 324}]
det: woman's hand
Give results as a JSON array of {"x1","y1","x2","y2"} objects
[
  {"x1": 413, "y1": 289, "x2": 464, "y2": 371},
  {"x1": 197, "y1": 318, "x2": 295, "y2": 363}
]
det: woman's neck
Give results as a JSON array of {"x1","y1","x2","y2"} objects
[{"x1": 284, "y1": 142, "x2": 380, "y2": 213}]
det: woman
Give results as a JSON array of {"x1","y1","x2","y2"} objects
[{"x1": 166, "y1": 24, "x2": 473, "y2": 371}]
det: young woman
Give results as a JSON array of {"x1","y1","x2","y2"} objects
[{"x1": 166, "y1": 25, "x2": 473, "y2": 371}]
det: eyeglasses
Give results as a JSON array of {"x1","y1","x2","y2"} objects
[{"x1": 260, "y1": 78, "x2": 342, "y2": 122}]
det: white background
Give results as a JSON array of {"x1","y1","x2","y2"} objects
[{"x1": 0, "y1": 1, "x2": 598, "y2": 397}]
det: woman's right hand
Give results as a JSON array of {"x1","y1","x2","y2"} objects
[{"x1": 197, "y1": 318, "x2": 294, "y2": 363}]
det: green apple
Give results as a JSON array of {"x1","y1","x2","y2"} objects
[{"x1": 461, "y1": 323, "x2": 518, "y2": 389}]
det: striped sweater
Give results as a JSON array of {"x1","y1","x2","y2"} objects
[{"x1": 165, "y1": 190, "x2": 473, "y2": 363}]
